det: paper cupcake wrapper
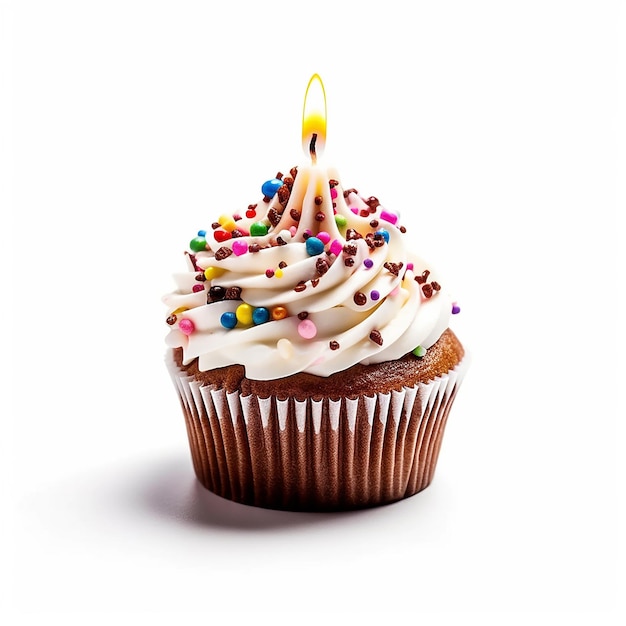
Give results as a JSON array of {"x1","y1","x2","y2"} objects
[{"x1": 167, "y1": 355, "x2": 469, "y2": 511}]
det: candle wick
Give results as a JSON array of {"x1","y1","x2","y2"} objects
[{"x1": 309, "y1": 133, "x2": 317, "y2": 164}]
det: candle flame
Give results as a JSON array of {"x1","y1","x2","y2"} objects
[{"x1": 302, "y1": 74, "x2": 326, "y2": 162}]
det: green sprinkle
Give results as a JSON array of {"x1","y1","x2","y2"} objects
[
  {"x1": 189, "y1": 236, "x2": 207, "y2": 252},
  {"x1": 334, "y1": 214, "x2": 348, "y2": 227},
  {"x1": 413, "y1": 345, "x2": 427, "y2": 358},
  {"x1": 250, "y1": 221, "x2": 269, "y2": 237}
]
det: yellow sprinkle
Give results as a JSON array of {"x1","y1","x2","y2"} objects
[
  {"x1": 218, "y1": 214, "x2": 237, "y2": 232},
  {"x1": 236, "y1": 303, "x2": 253, "y2": 325},
  {"x1": 274, "y1": 268, "x2": 284, "y2": 278},
  {"x1": 204, "y1": 266, "x2": 226, "y2": 281}
]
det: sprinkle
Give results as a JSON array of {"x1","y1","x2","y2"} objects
[
  {"x1": 274, "y1": 268, "x2": 284, "y2": 278},
  {"x1": 218, "y1": 214, "x2": 237, "y2": 232},
  {"x1": 225, "y1": 286, "x2": 242, "y2": 300},
  {"x1": 366, "y1": 196, "x2": 380, "y2": 210},
  {"x1": 192, "y1": 284, "x2": 204, "y2": 293},
  {"x1": 236, "y1": 303, "x2": 253, "y2": 325},
  {"x1": 452, "y1": 303, "x2": 461, "y2": 314},
  {"x1": 314, "y1": 195, "x2": 323, "y2": 205},
  {"x1": 278, "y1": 261, "x2": 288, "y2": 269},
  {"x1": 384, "y1": 261, "x2": 403, "y2": 276},
  {"x1": 290, "y1": 209, "x2": 301, "y2": 221},
  {"x1": 277, "y1": 185, "x2": 290, "y2": 204},
  {"x1": 360, "y1": 209, "x2": 370, "y2": 217},
  {"x1": 195, "y1": 272, "x2": 206, "y2": 282},
  {"x1": 343, "y1": 243, "x2": 357, "y2": 256},
  {"x1": 277, "y1": 338, "x2": 293, "y2": 359},
  {"x1": 330, "y1": 188, "x2": 338, "y2": 200},
  {"x1": 166, "y1": 315, "x2": 177, "y2": 325},
  {"x1": 250, "y1": 221, "x2": 269, "y2": 237},
  {"x1": 220, "y1": 312, "x2": 237, "y2": 329},
  {"x1": 329, "y1": 341, "x2": 340, "y2": 350},
  {"x1": 380, "y1": 210, "x2": 398, "y2": 225},
  {"x1": 252, "y1": 307, "x2": 270, "y2": 325},
  {"x1": 215, "y1": 246, "x2": 233, "y2": 261},
  {"x1": 329, "y1": 239, "x2": 343, "y2": 256},
  {"x1": 298, "y1": 318, "x2": 317, "y2": 339},
  {"x1": 249, "y1": 243, "x2": 261, "y2": 253},
  {"x1": 315, "y1": 211, "x2": 325, "y2": 222},
  {"x1": 311, "y1": 278, "x2": 320, "y2": 287},
  {"x1": 232, "y1": 240, "x2": 248, "y2": 256},
  {"x1": 350, "y1": 207, "x2": 359, "y2": 214},
  {"x1": 197, "y1": 230, "x2": 206, "y2": 237},
  {"x1": 369, "y1": 219, "x2": 379, "y2": 228},
  {"x1": 179, "y1": 319, "x2": 195, "y2": 335},
  {"x1": 315, "y1": 258, "x2": 330, "y2": 275},
  {"x1": 208, "y1": 285, "x2": 226, "y2": 301},
  {"x1": 413, "y1": 345, "x2": 427, "y2": 358},
  {"x1": 214, "y1": 229, "x2": 231, "y2": 243},
  {"x1": 370, "y1": 290, "x2": 380, "y2": 301},
  {"x1": 211, "y1": 222, "x2": 220, "y2": 230},
  {"x1": 406, "y1": 263, "x2": 414, "y2": 271},
  {"x1": 289, "y1": 226, "x2": 297, "y2": 236},
  {"x1": 422, "y1": 283, "x2": 433, "y2": 298},
  {"x1": 261, "y1": 178, "x2": 284, "y2": 199},
  {"x1": 346, "y1": 228, "x2": 362, "y2": 241},
  {"x1": 344, "y1": 258, "x2": 355, "y2": 267},
  {"x1": 294, "y1": 282, "x2": 307, "y2": 292},
  {"x1": 353, "y1": 292, "x2": 367, "y2": 306},
  {"x1": 415, "y1": 270, "x2": 431, "y2": 284},
  {"x1": 369, "y1": 329, "x2": 383, "y2": 346},
  {"x1": 305, "y1": 236, "x2": 325, "y2": 256},
  {"x1": 265, "y1": 268, "x2": 275, "y2": 278},
  {"x1": 297, "y1": 311, "x2": 309, "y2": 320},
  {"x1": 246, "y1": 208, "x2": 257, "y2": 218},
  {"x1": 268, "y1": 208, "x2": 281, "y2": 226},
  {"x1": 271, "y1": 306, "x2": 288, "y2": 320},
  {"x1": 376, "y1": 229, "x2": 390, "y2": 243},
  {"x1": 189, "y1": 236, "x2": 207, "y2": 252},
  {"x1": 431, "y1": 281, "x2": 441, "y2": 292},
  {"x1": 204, "y1": 267, "x2": 226, "y2": 281},
  {"x1": 334, "y1": 214, "x2": 347, "y2": 227},
  {"x1": 231, "y1": 228, "x2": 245, "y2": 238},
  {"x1": 317, "y1": 231, "x2": 331, "y2": 244},
  {"x1": 363, "y1": 259, "x2": 374, "y2": 269},
  {"x1": 329, "y1": 179, "x2": 339, "y2": 188}
]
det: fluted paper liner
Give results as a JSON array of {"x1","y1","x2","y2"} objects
[{"x1": 167, "y1": 355, "x2": 469, "y2": 511}]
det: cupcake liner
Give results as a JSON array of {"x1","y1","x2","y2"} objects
[{"x1": 167, "y1": 355, "x2": 469, "y2": 511}]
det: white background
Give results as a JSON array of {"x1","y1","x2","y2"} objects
[{"x1": 2, "y1": 0, "x2": 624, "y2": 623}]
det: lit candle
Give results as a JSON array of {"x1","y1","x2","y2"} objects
[{"x1": 302, "y1": 73, "x2": 327, "y2": 163}]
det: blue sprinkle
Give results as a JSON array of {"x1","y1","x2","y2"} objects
[
  {"x1": 220, "y1": 312, "x2": 237, "y2": 329},
  {"x1": 197, "y1": 229, "x2": 207, "y2": 237},
  {"x1": 252, "y1": 307, "x2": 270, "y2": 325},
  {"x1": 305, "y1": 236, "x2": 325, "y2": 256},
  {"x1": 261, "y1": 178, "x2": 284, "y2": 198},
  {"x1": 376, "y1": 229, "x2": 390, "y2": 243}
]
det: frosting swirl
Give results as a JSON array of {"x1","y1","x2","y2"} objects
[{"x1": 163, "y1": 164, "x2": 452, "y2": 380}]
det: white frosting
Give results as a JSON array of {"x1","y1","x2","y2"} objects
[{"x1": 163, "y1": 164, "x2": 452, "y2": 380}]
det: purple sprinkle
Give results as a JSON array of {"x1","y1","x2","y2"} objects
[
  {"x1": 363, "y1": 258, "x2": 374, "y2": 269},
  {"x1": 370, "y1": 290, "x2": 380, "y2": 301},
  {"x1": 452, "y1": 303, "x2": 461, "y2": 314}
]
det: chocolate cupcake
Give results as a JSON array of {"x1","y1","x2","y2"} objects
[{"x1": 164, "y1": 163, "x2": 468, "y2": 511}]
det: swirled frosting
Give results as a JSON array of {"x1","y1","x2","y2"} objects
[{"x1": 163, "y1": 164, "x2": 453, "y2": 380}]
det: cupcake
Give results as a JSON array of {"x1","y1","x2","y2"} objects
[{"x1": 163, "y1": 76, "x2": 468, "y2": 511}]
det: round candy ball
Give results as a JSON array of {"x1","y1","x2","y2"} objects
[
  {"x1": 220, "y1": 312, "x2": 237, "y2": 329},
  {"x1": 261, "y1": 178, "x2": 284, "y2": 198}
]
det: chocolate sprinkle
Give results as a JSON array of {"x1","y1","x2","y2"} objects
[
  {"x1": 225, "y1": 286, "x2": 242, "y2": 300},
  {"x1": 369, "y1": 329, "x2": 383, "y2": 345},
  {"x1": 294, "y1": 282, "x2": 307, "y2": 293},
  {"x1": 248, "y1": 243, "x2": 261, "y2": 253},
  {"x1": 422, "y1": 283, "x2": 433, "y2": 298},
  {"x1": 366, "y1": 196, "x2": 380, "y2": 210},
  {"x1": 415, "y1": 270, "x2": 431, "y2": 284},
  {"x1": 314, "y1": 196, "x2": 323, "y2": 206},
  {"x1": 344, "y1": 258, "x2": 355, "y2": 267},
  {"x1": 166, "y1": 315, "x2": 177, "y2": 325},
  {"x1": 195, "y1": 272, "x2": 206, "y2": 282},
  {"x1": 343, "y1": 188, "x2": 358, "y2": 198},
  {"x1": 215, "y1": 246, "x2": 233, "y2": 261},
  {"x1": 278, "y1": 261, "x2": 288, "y2": 269},
  {"x1": 343, "y1": 243, "x2": 357, "y2": 256},
  {"x1": 209, "y1": 285, "x2": 226, "y2": 302},
  {"x1": 329, "y1": 340, "x2": 340, "y2": 350},
  {"x1": 268, "y1": 208, "x2": 281, "y2": 226},
  {"x1": 277, "y1": 185, "x2": 290, "y2": 204},
  {"x1": 353, "y1": 291, "x2": 367, "y2": 306},
  {"x1": 369, "y1": 220, "x2": 379, "y2": 228},
  {"x1": 384, "y1": 262, "x2": 404, "y2": 276},
  {"x1": 315, "y1": 258, "x2": 330, "y2": 275},
  {"x1": 290, "y1": 208, "x2": 301, "y2": 221},
  {"x1": 346, "y1": 228, "x2": 362, "y2": 241},
  {"x1": 297, "y1": 311, "x2": 309, "y2": 320},
  {"x1": 315, "y1": 211, "x2": 325, "y2": 221}
]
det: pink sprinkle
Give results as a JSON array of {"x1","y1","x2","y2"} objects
[
  {"x1": 192, "y1": 284, "x2": 204, "y2": 293},
  {"x1": 232, "y1": 240, "x2": 248, "y2": 256},
  {"x1": 406, "y1": 262, "x2": 414, "y2": 271},
  {"x1": 350, "y1": 207, "x2": 358, "y2": 214},
  {"x1": 329, "y1": 239, "x2": 343, "y2": 255},
  {"x1": 289, "y1": 226, "x2": 297, "y2": 236},
  {"x1": 380, "y1": 210, "x2": 398, "y2": 225},
  {"x1": 179, "y1": 319, "x2": 195, "y2": 335},
  {"x1": 330, "y1": 188, "x2": 338, "y2": 200},
  {"x1": 298, "y1": 318, "x2": 317, "y2": 339},
  {"x1": 317, "y1": 231, "x2": 331, "y2": 244}
]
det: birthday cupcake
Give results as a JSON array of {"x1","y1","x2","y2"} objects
[{"x1": 163, "y1": 76, "x2": 468, "y2": 511}]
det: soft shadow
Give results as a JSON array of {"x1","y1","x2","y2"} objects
[{"x1": 133, "y1": 453, "x2": 376, "y2": 531}]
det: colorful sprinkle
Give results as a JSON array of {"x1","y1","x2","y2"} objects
[
  {"x1": 277, "y1": 338, "x2": 293, "y2": 359},
  {"x1": 330, "y1": 188, "x2": 338, "y2": 200},
  {"x1": 334, "y1": 214, "x2": 347, "y2": 227},
  {"x1": 218, "y1": 214, "x2": 237, "y2": 232},
  {"x1": 252, "y1": 307, "x2": 270, "y2": 325},
  {"x1": 220, "y1": 312, "x2": 237, "y2": 329},
  {"x1": 262, "y1": 178, "x2": 284, "y2": 198},
  {"x1": 189, "y1": 236, "x2": 207, "y2": 252},
  {"x1": 271, "y1": 306, "x2": 288, "y2": 320},
  {"x1": 179, "y1": 318, "x2": 195, "y2": 335},
  {"x1": 380, "y1": 210, "x2": 398, "y2": 225},
  {"x1": 235, "y1": 304, "x2": 253, "y2": 325},
  {"x1": 317, "y1": 231, "x2": 331, "y2": 244},
  {"x1": 232, "y1": 240, "x2": 248, "y2": 256},
  {"x1": 298, "y1": 318, "x2": 317, "y2": 339},
  {"x1": 375, "y1": 229, "x2": 390, "y2": 243},
  {"x1": 214, "y1": 229, "x2": 231, "y2": 243},
  {"x1": 370, "y1": 290, "x2": 380, "y2": 301},
  {"x1": 246, "y1": 208, "x2": 257, "y2": 218},
  {"x1": 265, "y1": 268, "x2": 274, "y2": 278},
  {"x1": 413, "y1": 345, "x2": 427, "y2": 358},
  {"x1": 204, "y1": 267, "x2": 226, "y2": 281},
  {"x1": 452, "y1": 303, "x2": 461, "y2": 314},
  {"x1": 350, "y1": 207, "x2": 359, "y2": 214},
  {"x1": 305, "y1": 236, "x2": 325, "y2": 256},
  {"x1": 363, "y1": 259, "x2": 374, "y2": 269},
  {"x1": 250, "y1": 222, "x2": 269, "y2": 237},
  {"x1": 274, "y1": 268, "x2": 284, "y2": 278},
  {"x1": 329, "y1": 239, "x2": 343, "y2": 256},
  {"x1": 192, "y1": 284, "x2": 204, "y2": 293},
  {"x1": 197, "y1": 230, "x2": 206, "y2": 237}
]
